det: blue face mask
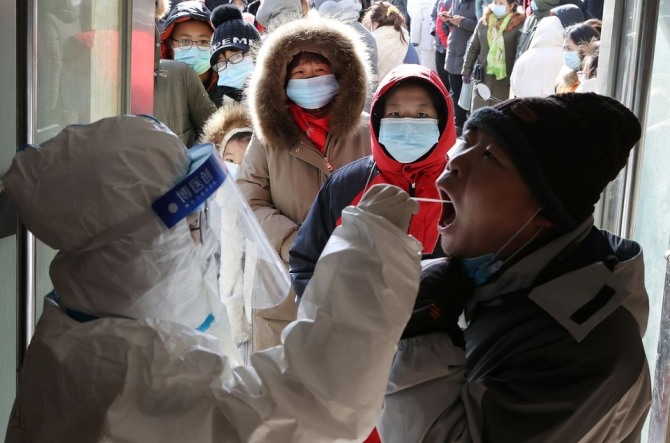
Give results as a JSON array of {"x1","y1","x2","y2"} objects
[
  {"x1": 217, "y1": 56, "x2": 254, "y2": 89},
  {"x1": 378, "y1": 118, "x2": 440, "y2": 164},
  {"x1": 173, "y1": 46, "x2": 211, "y2": 75},
  {"x1": 460, "y1": 254, "x2": 503, "y2": 286},
  {"x1": 530, "y1": 0, "x2": 538, "y2": 11},
  {"x1": 286, "y1": 74, "x2": 340, "y2": 110},
  {"x1": 563, "y1": 50, "x2": 581, "y2": 70},
  {"x1": 491, "y1": 4, "x2": 508, "y2": 18},
  {"x1": 457, "y1": 208, "x2": 543, "y2": 286}
]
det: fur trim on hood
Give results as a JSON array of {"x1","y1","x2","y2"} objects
[
  {"x1": 156, "y1": 0, "x2": 171, "y2": 19},
  {"x1": 200, "y1": 102, "x2": 253, "y2": 154},
  {"x1": 247, "y1": 17, "x2": 370, "y2": 149},
  {"x1": 480, "y1": 7, "x2": 525, "y2": 30}
]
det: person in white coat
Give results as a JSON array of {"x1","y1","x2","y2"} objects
[
  {"x1": 407, "y1": 0, "x2": 438, "y2": 70},
  {"x1": 510, "y1": 15, "x2": 565, "y2": 98},
  {"x1": 3, "y1": 115, "x2": 423, "y2": 443}
]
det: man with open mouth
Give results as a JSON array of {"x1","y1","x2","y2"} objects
[{"x1": 378, "y1": 93, "x2": 652, "y2": 443}]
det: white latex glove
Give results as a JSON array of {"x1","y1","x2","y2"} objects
[{"x1": 357, "y1": 184, "x2": 419, "y2": 232}]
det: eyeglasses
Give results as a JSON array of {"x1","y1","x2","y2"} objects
[
  {"x1": 169, "y1": 38, "x2": 211, "y2": 51},
  {"x1": 188, "y1": 202, "x2": 209, "y2": 244},
  {"x1": 214, "y1": 52, "x2": 245, "y2": 72}
]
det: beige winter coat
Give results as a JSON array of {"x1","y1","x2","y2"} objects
[{"x1": 236, "y1": 17, "x2": 371, "y2": 351}]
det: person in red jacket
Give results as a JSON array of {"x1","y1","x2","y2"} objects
[{"x1": 289, "y1": 64, "x2": 457, "y2": 300}]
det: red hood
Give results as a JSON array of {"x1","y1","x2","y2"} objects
[
  {"x1": 370, "y1": 64, "x2": 456, "y2": 186},
  {"x1": 355, "y1": 65, "x2": 456, "y2": 254}
]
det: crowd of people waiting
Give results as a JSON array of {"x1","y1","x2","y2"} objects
[{"x1": 4, "y1": 0, "x2": 651, "y2": 441}]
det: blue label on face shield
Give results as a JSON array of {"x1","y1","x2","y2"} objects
[{"x1": 152, "y1": 143, "x2": 227, "y2": 228}]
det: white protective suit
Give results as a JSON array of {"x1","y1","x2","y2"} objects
[{"x1": 4, "y1": 116, "x2": 422, "y2": 443}]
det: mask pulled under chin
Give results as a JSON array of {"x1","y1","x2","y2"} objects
[
  {"x1": 459, "y1": 208, "x2": 543, "y2": 286},
  {"x1": 173, "y1": 46, "x2": 211, "y2": 75},
  {"x1": 286, "y1": 74, "x2": 340, "y2": 110},
  {"x1": 378, "y1": 118, "x2": 440, "y2": 163}
]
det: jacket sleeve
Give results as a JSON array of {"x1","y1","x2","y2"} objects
[
  {"x1": 462, "y1": 22, "x2": 482, "y2": 75},
  {"x1": 185, "y1": 68, "x2": 217, "y2": 140},
  {"x1": 230, "y1": 207, "x2": 422, "y2": 442},
  {"x1": 94, "y1": 207, "x2": 423, "y2": 443},
  {"x1": 236, "y1": 135, "x2": 300, "y2": 256},
  {"x1": 288, "y1": 177, "x2": 339, "y2": 300},
  {"x1": 456, "y1": 3, "x2": 477, "y2": 32}
]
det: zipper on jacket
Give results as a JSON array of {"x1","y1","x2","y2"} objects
[{"x1": 324, "y1": 134, "x2": 333, "y2": 172}]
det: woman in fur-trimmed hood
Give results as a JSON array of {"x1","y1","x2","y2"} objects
[
  {"x1": 236, "y1": 16, "x2": 371, "y2": 352},
  {"x1": 462, "y1": 0, "x2": 525, "y2": 111}
]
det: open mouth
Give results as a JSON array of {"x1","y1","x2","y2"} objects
[{"x1": 438, "y1": 190, "x2": 455, "y2": 229}]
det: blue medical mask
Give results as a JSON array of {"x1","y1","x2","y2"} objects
[
  {"x1": 461, "y1": 254, "x2": 503, "y2": 286},
  {"x1": 286, "y1": 74, "x2": 340, "y2": 110},
  {"x1": 491, "y1": 4, "x2": 508, "y2": 18},
  {"x1": 217, "y1": 56, "x2": 254, "y2": 89},
  {"x1": 378, "y1": 118, "x2": 440, "y2": 163},
  {"x1": 563, "y1": 50, "x2": 581, "y2": 70},
  {"x1": 173, "y1": 46, "x2": 211, "y2": 75},
  {"x1": 530, "y1": 0, "x2": 538, "y2": 11},
  {"x1": 458, "y1": 208, "x2": 543, "y2": 286}
]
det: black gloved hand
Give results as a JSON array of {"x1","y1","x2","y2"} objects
[{"x1": 401, "y1": 257, "x2": 475, "y2": 347}]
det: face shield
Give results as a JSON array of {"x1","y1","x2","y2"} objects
[{"x1": 154, "y1": 140, "x2": 291, "y2": 361}]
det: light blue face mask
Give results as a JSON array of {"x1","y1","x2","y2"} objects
[
  {"x1": 217, "y1": 56, "x2": 254, "y2": 89},
  {"x1": 563, "y1": 50, "x2": 581, "y2": 71},
  {"x1": 286, "y1": 74, "x2": 340, "y2": 110},
  {"x1": 378, "y1": 118, "x2": 440, "y2": 164},
  {"x1": 530, "y1": 0, "x2": 538, "y2": 11},
  {"x1": 459, "y1": 208, "x2": 543, "y2": 286},
  {"x1": 224, "y1": 161, "x2": 239, "y2": 179},
  {"x1": 491, "y1": 4, "x2": 508, "y2": 18},
  {"x1": 173, "y1": 46, "x2": 211, "y2": 75}
]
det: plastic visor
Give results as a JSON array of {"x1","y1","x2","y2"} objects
[
  {"x1": 214, "y1": 164, "x2": 290, "y2": 311},
  {"x1": 153, "y1": 141, "x2": 289, "y2": 313},
  {"x1": 152, "y1": 143, "x2": 226, "y2": 228}
]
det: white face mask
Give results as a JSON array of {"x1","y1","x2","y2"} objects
[{"x1": 224, "y1": 162, "x2": 239, "y2": 179}]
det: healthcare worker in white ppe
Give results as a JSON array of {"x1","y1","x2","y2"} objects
[{"x1": 3, "y1": 115, "x2": 422, "y2": 443}]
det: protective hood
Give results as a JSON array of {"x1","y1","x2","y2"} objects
[
  {"x1": 529, "y1": 16, "x2": 564, "y2": 49},
  {"x1": 247, "y1": 17, "x2": 370, "y2": 149},
  {"x1": 160, "y1": 0, "x2": 214, "y2": 59},
  {"x1": 3, "y1": 116, "x2": 229, "y2": 337},
  {"x1": 364, "y1": 64, "x2": 456, "y2": 253}
]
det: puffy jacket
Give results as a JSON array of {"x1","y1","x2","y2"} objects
[
  {"x1": 510, "y1": 16, "x2": 565, "y2": 98},
  {"x1": 515, "y1": 0, "x2": 560, "y2": 61},
  {"x1": 289, "y1": 64, "x2": 457, "y2": 299},
  {"x1": 237, "y1": 17, "x2": 371, "y2": 262},
  {"x1": 378, "y1": 218, "x2": 652, "y2": 442}
]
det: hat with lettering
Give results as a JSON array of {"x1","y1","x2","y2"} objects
[
  {"x1": 209, "y1": 4, "x2": 261, "y2": 66},
  {"x1": 464, "y1": 93, "x2": 641, "y2": 233}
]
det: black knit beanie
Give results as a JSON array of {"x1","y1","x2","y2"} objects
[
  {"x1": 464, "y1": 93, "x2": 641, "y2": 233},
  {"x1": 209, "y1": 5, "x2": 261, "y2": 66}
]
